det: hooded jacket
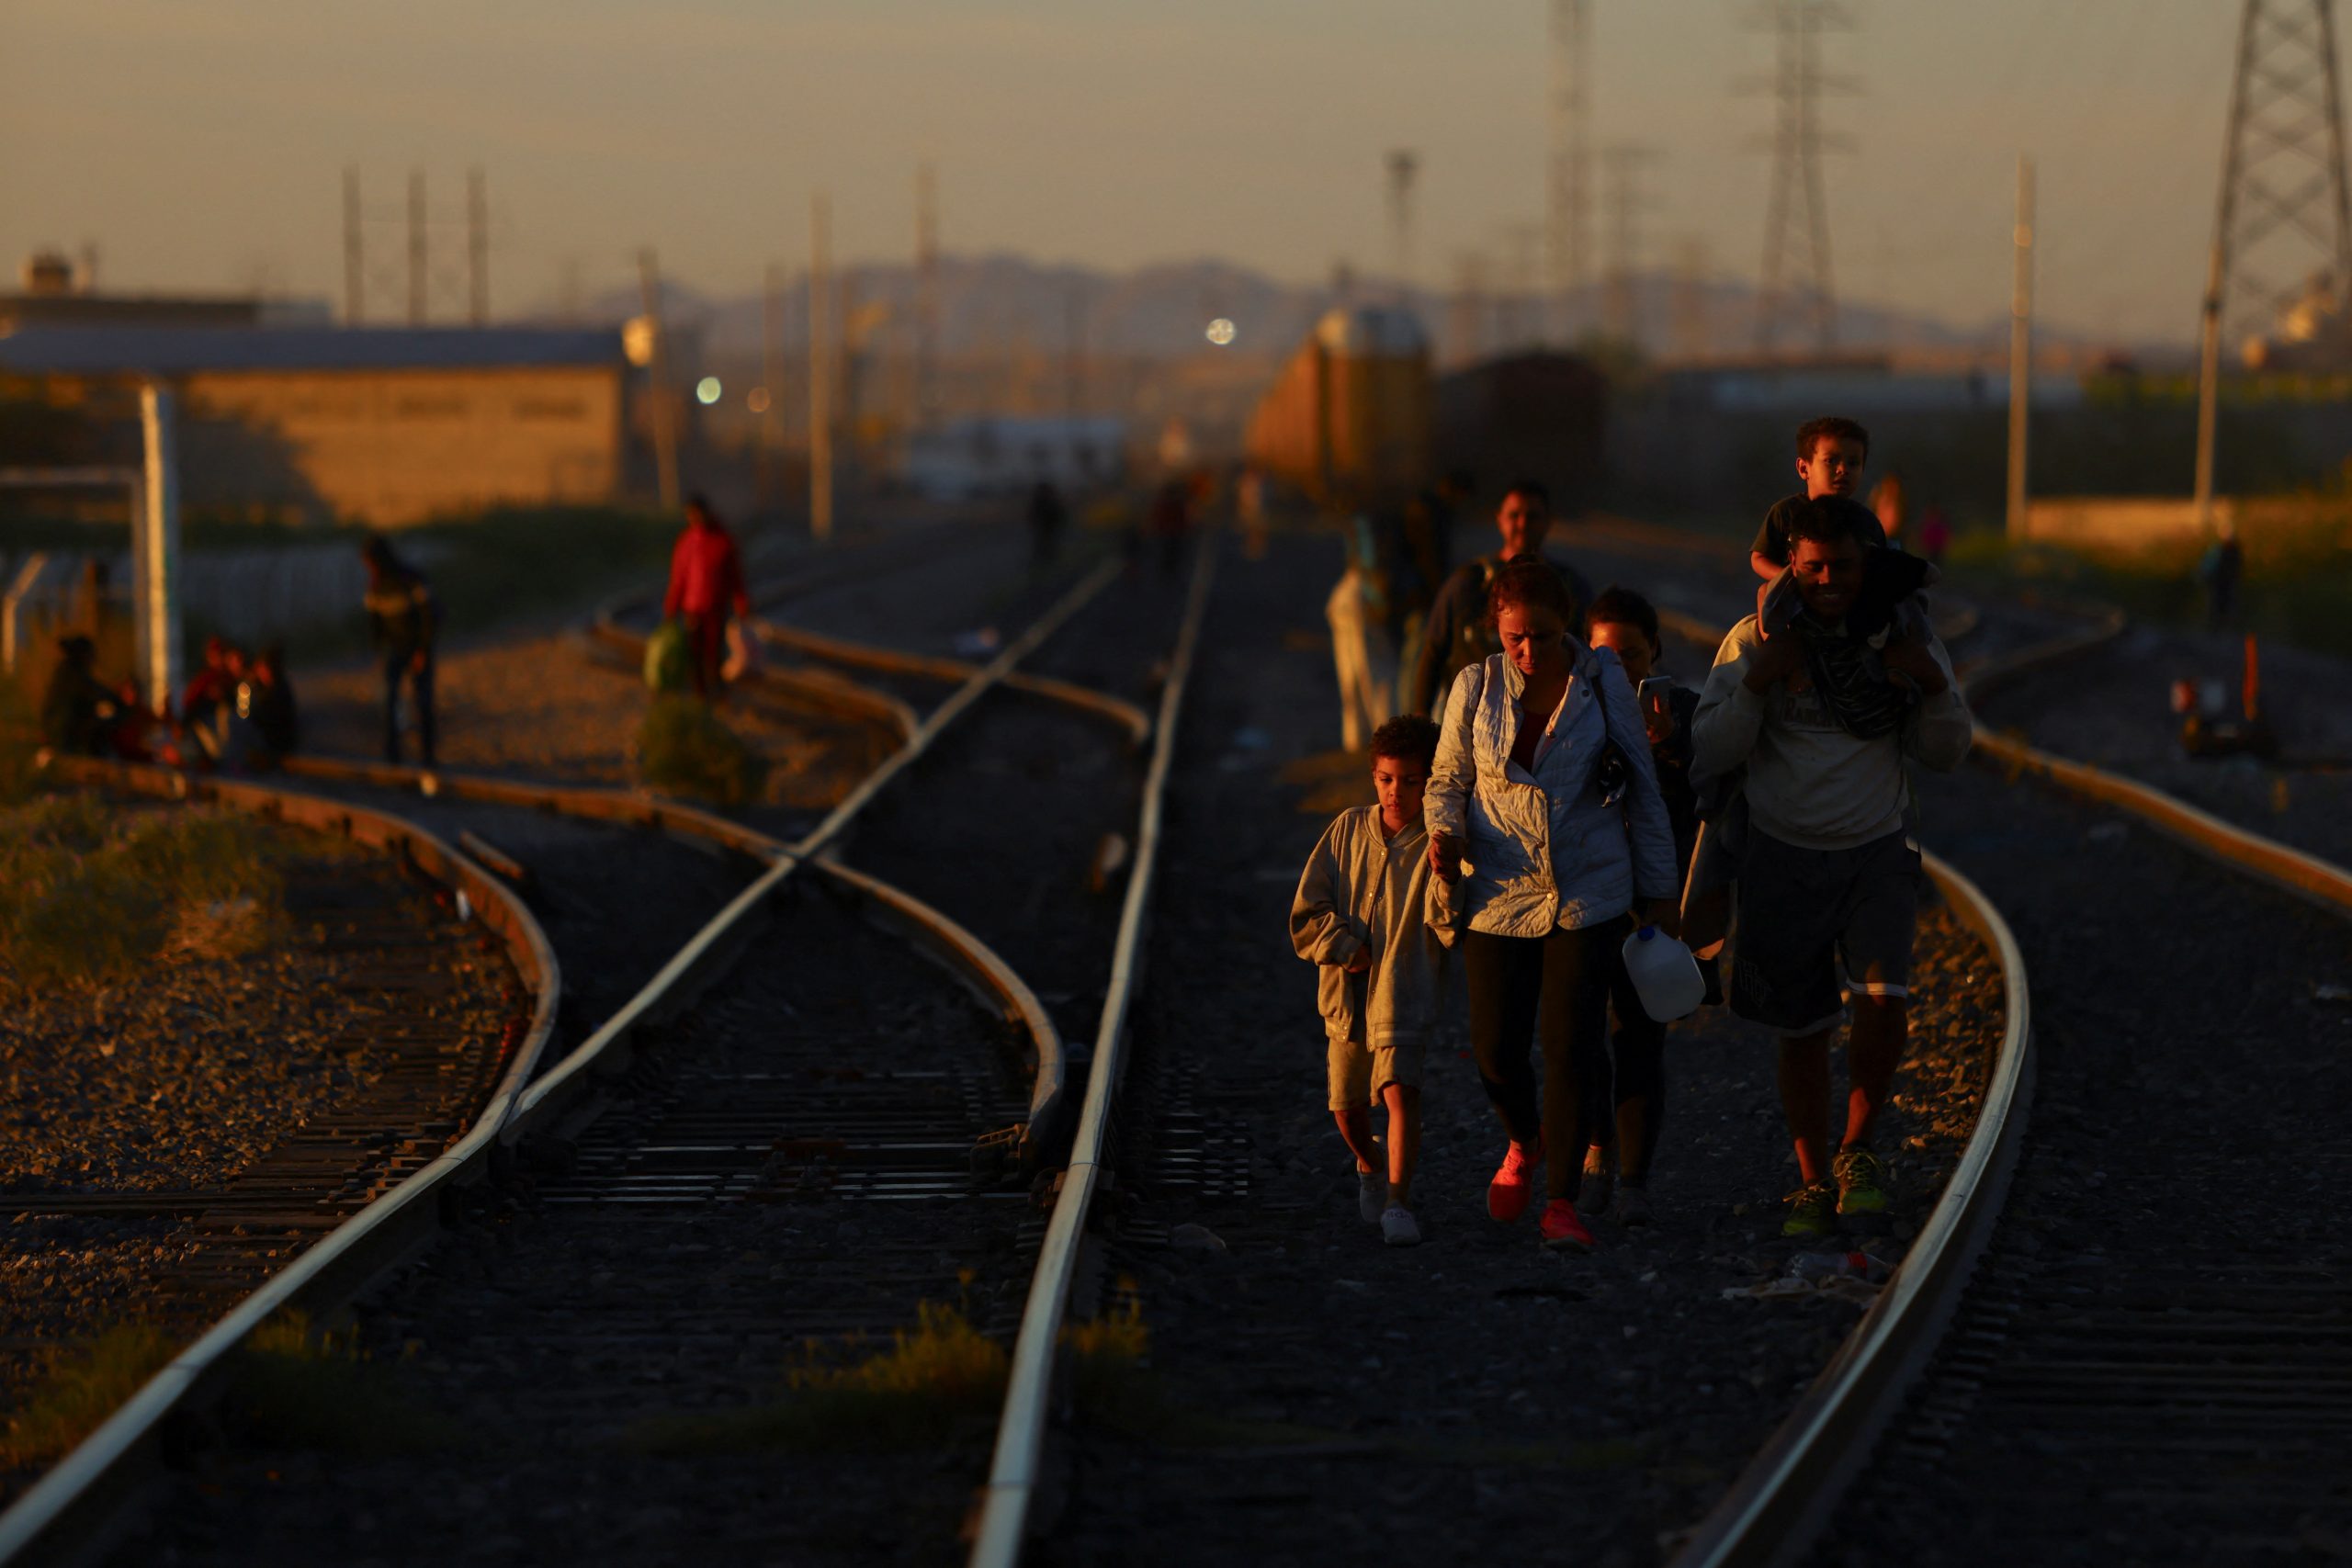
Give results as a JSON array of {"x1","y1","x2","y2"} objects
[
  {"x1": 1425, "y1": 644, "x2": 1679, "y2": 939},
  {"x1": 1290, "y1": 805, "x2": 1453, "y2": 1048}
]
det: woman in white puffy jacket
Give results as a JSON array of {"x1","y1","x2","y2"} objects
[{"x1": 1425, "y1": 559, "x2": 1680, "y2": 1252}]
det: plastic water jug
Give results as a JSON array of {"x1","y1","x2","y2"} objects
[{"x1": 1621, "y1": 925, "x2": 1705, "y2": 1021}]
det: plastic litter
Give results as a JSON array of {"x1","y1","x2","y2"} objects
[
  {"x1": 1170, "y1": 1222, "x2": 1227, "y2": 1254},
  {"x1": 1724, "y1": 1250, "x2": 1894, "y2": 1305}
]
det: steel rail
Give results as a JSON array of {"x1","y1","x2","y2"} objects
[
  {"x1": 506, "y1": 558, "x2": 1118, "y2": 1138},
  {"x1": 0, "y1": 763, "x2": 562, "y2": 1568},
  {"x1": 1670, "y1": 854, "x2": 2032, "y2": 1568},
  {"x1": 968, "y1": 526, "x2": 1222, "y2": 1568},
  {"x1": 0, "y1": 559, "x2": 1116, "y2": 1566},
  {"x1": 747, "y1": 618, "x2": 1152, "y2": 748}
]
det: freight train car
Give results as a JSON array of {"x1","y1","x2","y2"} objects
[{"x1": 1243, "y1": 306, "x2": 1431, "y2": 505}]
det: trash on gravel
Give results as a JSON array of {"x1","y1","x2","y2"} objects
[
  {"x1": 2314, "y1": 983, "x2": 2352, "y2": 1004},
  {"x1": 2086, "y1": 821, "x2": 2128, "y2": 844},
  {"x1": 1725, "y1": 1251, "x2": 1894, "y2": 1305},
  {"x1": 1170, "y1": 1223, "x2": 1227, "y2": 1254},
  {"x1": 1228, "y1": 727, "x2": 1272, "y2": 751},
  {"x1": 954, "y1": 626, "x2": 1001, "y2": 658}
]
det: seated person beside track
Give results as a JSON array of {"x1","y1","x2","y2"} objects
[
  {"x1": 1290, "y1": 714, "x2": 1453, "y2": 1248},
  {"x1": 1404, "y1": 479, "x2": 1595, "y2": 718},
  {"x1": 39, "y1": 634, "x2": 120, "y2": 756},
  {"x1": 178, "y1": 635, "x2": 237, "y2": 754},
  {"x1": 1578, "y1": 587, "x2": 1707, "y2": 1228},
  {"x1": 243, "y1": 641, "x2": 300, "y2": 762},
  {"x1": 1691, "y1": 500, "x2": 1973, "y2": 1239}
]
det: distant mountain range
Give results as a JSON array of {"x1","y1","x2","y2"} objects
[{"x1": 538, "y1": 252, "x2": 2143, "y2": 367}]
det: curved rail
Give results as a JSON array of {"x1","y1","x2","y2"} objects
[
  {"x1": 1671, "y1": 854, "x2": 2032, "y2": 1567},
  {"x1": 969, "y1": 525, "x2": 1222, "y2": 1568},
  {"x1": 0, "y1": 761, "x2": 562, "y2": 1566},
  {"x1": 582, "y1": 617, "x2": 921, "y2": 744},
  {"x1": 0, "y1": 559, "x2": 1119, "y2": 1568},
  {"x1": 749, "y1": 618, "x2": 1152, "y2": 749}
]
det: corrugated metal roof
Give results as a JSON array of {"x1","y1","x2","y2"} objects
[{"x1": 0, "y1": 325, "x2": 624, "y2": 375}]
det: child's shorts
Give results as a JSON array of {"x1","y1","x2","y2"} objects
[{"x1": 1327, "y1": 1035, "x2": 1425, "y2": 1111}]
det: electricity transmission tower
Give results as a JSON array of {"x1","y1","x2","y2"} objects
[
  {"x1": 2200, "y1": 1, "x2": 2352, "y2": 355},
  {"x1": 2196, "y1": 0, "x2": 2352, "y2": 519},
  {"x1": 1747, "y1": 0, "x2": 1853, "y2": 354},
  {"x1": 1547, "y1": 0, "x2": 1592, "y2": 343},
  {"x1": 1601, "y1": 144, "x2": 1662, "y2": 347},
  {"x1": 1385, "y1": 149, "x2": 1420, "y2": 300}
]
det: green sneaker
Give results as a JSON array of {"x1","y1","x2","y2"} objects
[
  {"x1": 1781, "y1": 1181, "x2": 1838, "y2": 1238},
  {"x1": 1833, "y1": 1145, "x2": 1890, "y2": 1216},
  {"x1": 1834, "y1": 1146, "x2": 1891, "y2": 1222}
]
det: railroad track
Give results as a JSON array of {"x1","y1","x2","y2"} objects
[
  {"x1": 1572, "y1": 518, "x2": 2352, "y2": 1565},
  {"x1": 1, "y1": 536, "x2": 1198, "y2": 1564}
]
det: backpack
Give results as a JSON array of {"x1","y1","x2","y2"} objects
[{"x1": 643, "y1": 618, "x2": 692, "y2": 694}]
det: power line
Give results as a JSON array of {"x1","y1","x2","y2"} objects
[{"x1": 1546, "y1": 0, "x2": 1593, "y2": 342}]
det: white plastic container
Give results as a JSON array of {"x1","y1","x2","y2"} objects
[{"x1": 1621, "y1": 924, "x2": 1705, "y2": 1021}]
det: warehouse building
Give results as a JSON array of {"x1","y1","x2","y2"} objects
[{"x1": 0, "y1": 325, "x2": 628, "y2": 526}]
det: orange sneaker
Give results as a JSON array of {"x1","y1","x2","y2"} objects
[
  {"x1": 1487, "y1": 1139, "x2": 1541, "y2": 1223},
  {"x1": 1539, "y1": 1199, "x2": 1594, "y2": 1252}
]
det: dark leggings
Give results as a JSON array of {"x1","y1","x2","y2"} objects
[
  {"x1": 1463, "y1": 919, "x2": 1623, "y2": 1201},
  {"x1": 1595, "y1": 964, "x2": 1668, "y2": 1185}
]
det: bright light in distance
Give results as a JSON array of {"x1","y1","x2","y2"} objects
[
  {"x1": 695, "y1": 377, "x2": 723, "y2": 404},
  {"x1": 1205, "y1": 318, "x2": 1237, "y2": 346},
  {"x1": 747, "y1": 387, "x2": 772, "y2": 413}
]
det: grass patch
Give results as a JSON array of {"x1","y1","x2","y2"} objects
[
  {"x1": 0, "y1": 796, "x2": 285, "y2": 992},
  {"x1": 222, "y1": 1311, "x2": 452, "y2": 1455},
  {"x1": 636, "y1": 694, "x2": 770, "y2": 807},
  {"x1": 1941, "y1": 529, "x2": 2352, "y2": 659},
  {"x1": 0, "y1": 1325, "x2": 176, "y2": 1472},
  {"x1": 629, "y1": 1300, "x2": 1010, "y2": 1455}
]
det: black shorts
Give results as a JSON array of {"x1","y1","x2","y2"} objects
[{"x1": 1731, "y1": 827, "x2": 1921, "y2": 1035}]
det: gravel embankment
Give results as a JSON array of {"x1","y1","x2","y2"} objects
[{"x1": 2, "y1": 799, "x2": 511, "y2": 1421}]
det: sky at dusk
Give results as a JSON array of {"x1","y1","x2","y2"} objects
[{"x1": 0, "y1": 1, "x2": 2237, "y2": 344}]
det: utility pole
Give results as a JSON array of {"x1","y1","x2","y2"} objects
[
  {"x1": 343, "y1": 168, "x2": 364, "y2": 325},
  {"x1": 639, "y1": 249, "x2": 681, "y2": 513},
  {"x1": 1385, "y1": 149, "x2": 1419, "y2": 303},
  {"x1": 809, "y1": 194, "x2": 834, "y2": 544},
  {"x1": 136, "y1": 385, "x2": 182, "y2": 716},
  {"x1": 1670, "y1": 234, "x2": 1712, "y2": 360},
  {"x1": 1600, "y1": 144, "x2": 1662, "y2": 347},
  {"x1": 2007, "y1": 155, "x2": 2035, "y2": 543},
  {"x1": 1451, "y1": 251, "x2": 1492, "y2": 365},
  {"x1": 408, "y1": 169, "x2": 428, "y2": 325},
  {"x1": 1547, "y1": 0, "x2": 1592, "y2": 343},
  {"x1": 915, "y1": 162, "x2": 941, "y2": 429},
  {"x1": 1748, "y1": 0, "x2": 1855, "y2": 354},
  {"x1": 1063, "y1": 279, "x2": 1085, "y2": 419},
  {"x1": 467, "y1": 167, "x2": 489, "y2": 325},
  {"x1": 2195, "y1": 0, "x2": 2352, "y2": 532},
  {"x1": 763, "y1": 262, "x2": 785, "y2": 502}
]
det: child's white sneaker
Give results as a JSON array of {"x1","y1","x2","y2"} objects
[
  {"x1": 1381, "y1": 1204, "x2": 1421, "y2": 1247},
  {"x1": 1357, "y1": 1169, "x2": 1387, "y2": 1224}
]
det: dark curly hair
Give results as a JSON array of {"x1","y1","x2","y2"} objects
[
  {"x1": 1485, "y1": 558, "x2": 1577, "y2": 629},
  {"x1": 1795, "y1": 415, "x2": 1870, "y2": 461},
  {"x1": 1584, "y1": 585, "x2": 1659, "y2": 649},
  {"x1": 1369, "y1": 714, "x2": 1441, "y2": 772}
]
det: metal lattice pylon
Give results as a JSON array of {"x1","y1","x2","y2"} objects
[
  {"x1": 1748, "y1": 0, "x2": 1854, "y2": 354},
  {"x1": 2205, "y1": 0, "x2": 2352, "y2": 355},
  {"x1": 1547, "y1": 0, "x2": 1592, "y2": 344}
]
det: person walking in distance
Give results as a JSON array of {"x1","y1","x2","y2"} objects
[
  {"x1": 361, "y1": 536, "x2": 440, "y2": 766},
  {"x1": 1406, "y1": 479, "x2": 1594, "y2": 717},
  {"x1": 1691, "y1": 500, "x2": 1973, "y2": 1238},
  {"x1": 662, "y1": 493, "x2": 751, "y2": 701},
  {"x1": 1290, "y1": 715, "x2": 1453, "y2": 1247},
  {"x1": 1578, "y1": 587, "x2": 1706, "y2": 1227},
  {"x1": 1425, "y1": 560, "x2": 1679, "y2": 1252}
]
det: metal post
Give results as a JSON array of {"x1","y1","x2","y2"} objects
[
  {"x1": 638, "y1": 250, "x2": 681, "y2": 513},
  {"x1": 2007, "y1": 155, "x2": 2034, "y2": 543},
  {"x1": 809, "y1": 193, "x2": 835, "y2": 544},
  {"x1": 343, "y1": 167, "x2": 364, "y2": 325},
  {"x1": 763, "y1": 262, "x2": 785, "y2": 501},
  {"x1": 467, "y1": 167, "x2": 489, "y2": 326},
  {"x1": 407, "y1": 169, "x2": 427, "y2": 325},
  {"x1": 137, "y1": 385, "x2": 183, "y2": 715}
]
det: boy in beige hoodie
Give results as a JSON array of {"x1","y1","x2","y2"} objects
[{"x1": 1290, "y1": 715, "x2": 1453, "y2": 1247}]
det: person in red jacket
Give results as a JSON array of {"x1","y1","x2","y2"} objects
[{"x1": 662, "y1": 493, "x2": 751, "y2": 699}]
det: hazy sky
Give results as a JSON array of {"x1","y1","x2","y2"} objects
[{"x1": 1, "y1": 1, "x2": 2237, "y2": 343}]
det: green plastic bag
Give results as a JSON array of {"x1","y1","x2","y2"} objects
[{"x1": 643, "y1": 618, "x2": 691, "y2": 694}]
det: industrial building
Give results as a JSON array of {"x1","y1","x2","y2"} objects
[{"x1": 0, "y1": 324, "x2": 628, "y2": 526}]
